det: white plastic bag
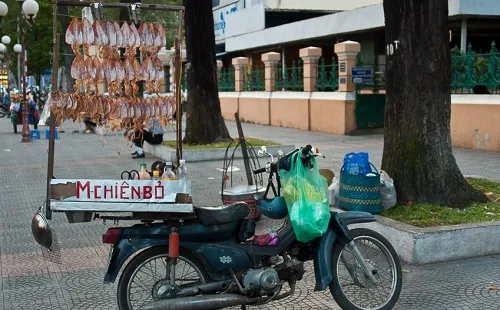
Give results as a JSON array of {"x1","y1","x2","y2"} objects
[
  {"x1": 38, "y1": 92, "x2": 52, "y2": 126},
  {"x1": 328, "y1": 176, "x2": 340, "y2": 206},
  {"x1": 38, "y1": 103, "x2": 50, "y2": 126},
  {"x1": 10, "y1": 103, "x2": 19, "y2": 112},
  {"x1": 380, "y1": 170, "x2": 397, "y2": 210}
]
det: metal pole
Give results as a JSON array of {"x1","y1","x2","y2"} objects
[
  {"x1": 17, "y1": 16, "x2": 20, "y2": 91},
  {"x1": 45, "y1": 1, "x2": 59, "y2": 220},
  {"x1": 20, "y1": 5, "x2": 30, "y2": 143}
]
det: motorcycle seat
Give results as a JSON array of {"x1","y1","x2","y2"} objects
[{"x1": 194, "y1": 202, "x2": 250, "y2": 226}]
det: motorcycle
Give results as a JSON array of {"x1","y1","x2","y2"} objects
[
  {"x1": 0, "y1": 104, "x2": 10, "y2": 118},
  {"x1": 103, "y1": 145, "x2": 402, "y2": 310}
]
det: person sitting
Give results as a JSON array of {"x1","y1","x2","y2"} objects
[
  {"x1": 129, "y1": 116, "x2": 164, "y2": 159},
  {"x1": 83, "y1": 117, "x2": 97, "y2": 134}
]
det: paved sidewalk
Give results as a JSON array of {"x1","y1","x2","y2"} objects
[
  {"x1": 0, "y1": 119, "x2": 499, "y2": 309},
  {"x1": 223, "y1": 121, "x2": 500, "y2": 182}
]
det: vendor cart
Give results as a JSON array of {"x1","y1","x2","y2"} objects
[{"x1": 32, "y1": 1, "x2": 189, "y2": 254}]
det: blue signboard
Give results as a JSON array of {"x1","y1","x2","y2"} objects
[{"x1": 351, "y1": 67, "x2": 373, "y2": 84}]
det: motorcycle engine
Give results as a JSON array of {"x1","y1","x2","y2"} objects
[{"x1": 242, "y1": 268, "x2": 281, "y2": 297}]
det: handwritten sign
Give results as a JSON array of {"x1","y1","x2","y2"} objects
[
  {"x1": 51, "y1": 179, "x2": 191, "y2": 203},
  {"x1": 50, "y1": 179, "x2": 194, "y2": 213}
]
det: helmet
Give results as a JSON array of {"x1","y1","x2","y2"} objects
[{"x1": 256, "y1": 196, "x2": 288, "y2": 219}]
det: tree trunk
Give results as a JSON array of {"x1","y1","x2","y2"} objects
[
  {"x1": 59, "y1": 6, "x2": 74, "y2": 92},
  {"x1": 382, "y1": 0, "x2": 487, "y2": 207},
  {"x1": 182, "y1": 0, "x2": 231, "y2": 144}
]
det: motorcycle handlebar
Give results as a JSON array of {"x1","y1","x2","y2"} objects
[
  {"x1": 253, "y1": 145, "x2": 314, "y2": 175},
  {"x1": 301, "y1": 145, "x2": 312, "y2": 157},
  {"x1": 253, "y1": 167, "x2": 266, "y2": 174}
]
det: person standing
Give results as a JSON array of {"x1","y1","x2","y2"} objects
[
  {"x1": 3, "y1": 88, "x2": 9, "y2": 107},
  {"x1": 129, "y1": 117, "x2": 164, "y2": 159}
]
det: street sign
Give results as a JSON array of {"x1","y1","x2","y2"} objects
[{"x1": 351, "y1": 66, "x2": 373, "y2": 84}]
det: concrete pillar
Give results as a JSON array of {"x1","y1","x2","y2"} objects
[
  {"x1": 216, "y1": 60, "x2": 223, "y2": 81},
  {"x1": 232, "y1": 57, "x2": 248, "y2": 92},
  {"x1": 334, "y1": 41, "x2": 361, "y2": 92},
  {"x1": 261, "y1": 52, "x2": 281, "y2": 92},
  {"x1": 299, "y1": 47, "x2": 322, "y2": 92},
  {"x1": 460, "y1": 18, "x2": 467, "y2": 53}
]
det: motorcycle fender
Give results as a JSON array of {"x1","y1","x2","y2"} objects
[
  {"x1": 313, "y1": 211, "x2": 377, "y2": 291},
  {"x1": 104, "y1": 238, "x2": 169, "y2": 284},
  {"x1": 313, "y1": 227, "x2": 337, "y2": 291}
]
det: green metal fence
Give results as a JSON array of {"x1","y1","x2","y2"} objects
[
  {"x1": 218, "y1": 67, "x2": 236, "y2": 92},
  {"x1": 244, "y1": 65, "x2": 265, "y2": 91},
  {"x1": 451, "y1": 42, "x2": 500, "y2": 94},
  {"x1": 274, "y1": 60, "x2": 304, "y2": 91},
  {"x1": 316, "y1": 57, "x2": 338, "y2": 91}
]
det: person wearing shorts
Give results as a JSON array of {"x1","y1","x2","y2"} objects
[{"x1": 129, "y1": 117, "x2": 164, "y2": 159}]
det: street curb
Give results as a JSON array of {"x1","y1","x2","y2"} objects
[
  {"x1": 144, "y1": 144, "x2": 296, "y2": 163},
  {"x1": 346, "y1": 211, "x2": 500, "y2": 264}
]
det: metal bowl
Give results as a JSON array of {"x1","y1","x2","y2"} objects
[{"x1": 31, "y1": 206, "x2": 52, "y2": 249}]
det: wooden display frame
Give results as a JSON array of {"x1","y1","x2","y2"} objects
[{"x1": 46, "y1": 1, "x2": 186, "y2": 220}]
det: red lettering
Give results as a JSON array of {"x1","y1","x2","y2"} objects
[
  {"x1": 143, "y1": 186, "x2": 153, "y2": 199},
  {"x1": 120, "y1": 185, "x2": 129, "y2": 199},
  {"x1": 76, "y1": 181, "x2": 90, "y2": 199},
  {"x1": 155, "y1": 182, "x2": 164, "y2": 199},
  {"x1": 131, "y1": 186, "x2": 141, "y2": 199},
  {"x1": 114, "y1": 184, "x2": 118, "y2": 199},
  {"x1": 94, "y1": 185, "x2": 101, "y2": 199},
  {"x1": 104, "y1": 186, "x2": 113, "y2": 199}
]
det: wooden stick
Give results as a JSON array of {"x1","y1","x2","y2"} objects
[
  {"x1": 235, "y1": 112, "x2": 253, "y2": 186},
  {"x1": 46, "y1": 2, "x2": 60, "y2": 220},
  {"x1": 175, "y1": 12, "x2": 184, "y2": 167}
]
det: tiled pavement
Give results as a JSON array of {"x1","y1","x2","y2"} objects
[{"x1": 0, "y1": 118, "x2": 500, "y2": 309}]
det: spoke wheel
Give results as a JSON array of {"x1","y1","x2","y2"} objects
[
  {"x1": 117, "y1": 247, "x2": 207, "y2": 310},
  {"x1": 330, "y1": 228, "x2": 402, "y2": 310}
]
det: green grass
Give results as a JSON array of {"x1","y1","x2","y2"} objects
[
  {"x1": 381, "y1": 178, "x2": 500, "y2": 227},
  {"x1": 163, "y1": 137, "x2": 280, "y2": 150}
]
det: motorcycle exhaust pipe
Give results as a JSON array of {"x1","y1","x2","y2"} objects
[{"x1": 141, "y1": 294, "x2": 260, "y2": 310}]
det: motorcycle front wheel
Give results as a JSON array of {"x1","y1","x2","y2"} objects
[
  {"x1": 117, "y1": 246, "x2": 208, "y2": 310},
  {"x1": 329, "y1": 228, "x2": 402, "y2": 310}
]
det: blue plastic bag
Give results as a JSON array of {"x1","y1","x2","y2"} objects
[
  {"x1": 280, "y1": 153, "x2": 331, "y2": 243},
  {"x1": 343, "y1": 152, "x2": 371, "y2": 175}
]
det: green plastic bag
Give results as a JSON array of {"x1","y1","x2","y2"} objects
[{"x1": 280, "y1": 152, "x2": 331, "y2": 243}]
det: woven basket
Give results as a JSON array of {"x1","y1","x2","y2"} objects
[{"x1": 338, "y1": 163, "x2": 381, "y2": 214}]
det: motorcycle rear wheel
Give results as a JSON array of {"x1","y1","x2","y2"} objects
[
  {"x1": 117, "y1": 246, "x2": 208, "y2": 310},
  {"x1": 329, "y1": 228, "x2": 402, "y2": 310}
]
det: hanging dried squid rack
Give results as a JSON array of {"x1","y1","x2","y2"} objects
[{"x1": 44, "y1": 1, "x2": 186, "y2": 221}]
